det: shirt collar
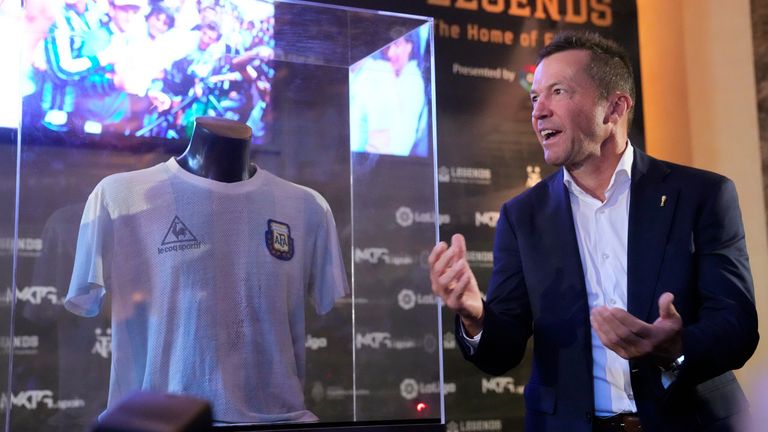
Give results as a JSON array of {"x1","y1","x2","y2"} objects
[{"x1": 563, "y1": 141, "x2": 634, "y2": 196}]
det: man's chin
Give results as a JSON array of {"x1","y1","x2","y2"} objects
[{"x1": 543, "y1": 153, "x2": 565, "y2": 167}]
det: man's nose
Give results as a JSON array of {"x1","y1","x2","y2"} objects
[{"x1": 531, "y1": 98, "x2": 550, "y2": 120}]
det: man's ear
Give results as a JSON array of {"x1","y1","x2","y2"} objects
[{"x1": 605, "y1": 93, "x2": 633, "y2": 125}]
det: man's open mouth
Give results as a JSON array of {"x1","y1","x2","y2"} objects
[{"x1": 540, "y1": 129, "x2": 562, "y2": 141}]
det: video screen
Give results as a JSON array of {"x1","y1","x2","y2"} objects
[
  {"x1": 350, "y1": 26, "x2": 431, "y2": 158},
  {"x1": 21, "y1": 0, "x2": 275, "y2": 144},
  {"x1": 0, "y1": 1, "x2": 22, "y2": 129}
]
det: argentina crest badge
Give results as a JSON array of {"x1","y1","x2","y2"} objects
[{"x1": 265, "y1": 219, "x2": 294, "y2": 260}]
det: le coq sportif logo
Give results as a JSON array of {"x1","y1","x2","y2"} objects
[{"x1": 158, "y1": 215, "x2": 201, "y2": 254}]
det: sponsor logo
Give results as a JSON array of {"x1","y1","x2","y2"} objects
[
  {"x1": 437, "y1": 166, "x2": 492, "y2": 185},
  {"x1": 443, "y1": 332, "x2": 457, "y2": 350},
  {"x1": 398, "y1": 289, "x2": 416, "y2": 310},
  {"x1": 466, "y1": 250, "x2": 494, "y2": 268},
  {"x1": 0, "y1": 237, "x2": 43, "y2": 257},
  {"x1": 0, "y1": 391, "x2": 85, "y2": 410},
  {"x1": 355, "y1": 332, "x2": 416, "y2": 350},
  {"x1": 400, "y1": 378, "x2": 456, "y2": 400},
  {"x1": 265, "y1": 219, "x2": 294, "y2": 261},
  {"x1": 0, "y1": 335, "x2": 40, "y2": 355},
  {"x1": 325, "y1": 386, "x2": 370, "y2": 399},
  {"x1": 438, "y1": 166, "x2": 451, "y2": 183},
  {"x1": 158, "y1": 216, "x2": 201, "y2": 254},
  {"x1": 447, "y1": 420, "x2": 504, "y2": 432},
  {"x1": 354, "y1": 247, "x2": 388, "y2": 264},
  {"x1": 1, "y1": 286, "x2": 62, "y2": 306},
  {"x1": 397, "y1": 289, "x2": 437, "y2": 310},
  {"x1": 92, "y1": 327, "x2": 112, "y2": 359},
  {"x1": 518, "y1": 64, "x2": 536, "y2": 93},
  {"x1": 396, "y1": 206, "x2": 415, "y2": 227},
  {"x1": 337, "y1": 297, "x2": 369, "y2": 304},
  {"x1": 354, "y1": 248, "x2": 413, "y2": 266},
  {"x1": 475, "y1": 211, "x2": 500, "y2": 228},
  {"x1": 419, "y1": 250, "x2": 431, "y2": 269},
  {"x1": 305, "y1": 335, "x2": 327, "y2": 351},
  {"x1": 310, "y1": 382, "x2": 325, "y2": 402},
  {"x1": 526, "y1": 165, "x2": 542, "y2": 188},
  {"x1": 395, "y1": 207, "x2": 451, "y2": 227},
  {"x1": 400, "y1": 379, "x2": 419, "y2": 400},
  {"x1": 423, "y1": 334, "x2": 438, "y2": 354},
  {"x1": 308, "y1": 382, "x2": 373, "y2": 402},
  {"x1": 481, "y1": 376, "x2": 524, "y2": 394}
]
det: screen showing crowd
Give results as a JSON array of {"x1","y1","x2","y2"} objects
[
  {"x1": 21, "y1": 0, "x2": 275, "y2": 143},
  {"x1": 350, "y1": 27, "x2": 431, "y2": 158}
]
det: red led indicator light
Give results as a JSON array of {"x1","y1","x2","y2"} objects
[{"x1": 416, "y1": 402, "x2": 427, "y2": 412}]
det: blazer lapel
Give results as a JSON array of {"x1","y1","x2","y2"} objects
[
  {"x1": 627, "y1": 150, "x2": 678, "y2": 321},
  {"x1": 545, "y1": 169, "x2": 591, "y2": 317},
  {"x1": 546, "y1": 169, "x2": 595, "y2": 383},
  {"x1": 547, "y1": 169, "x2": 587, "y2": 289}
]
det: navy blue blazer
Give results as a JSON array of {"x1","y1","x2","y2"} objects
[{"x1": 458, "y1": 149, "x2": 759, "y2": 431}]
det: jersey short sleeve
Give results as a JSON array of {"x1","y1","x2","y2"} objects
[
  {"x1": 64, "y1": 184, "x2": 111, "y2": 317},
  {"x1": 308, "y1": 192, "x2": 349, "y2": 315}
]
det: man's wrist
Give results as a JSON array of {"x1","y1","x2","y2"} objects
[
  {"x1": 459, "y1": 306, "x2": 484, "y2": 337},
  {"x1": 460, "y1": 316, "x2": 483, "y2": 338}
]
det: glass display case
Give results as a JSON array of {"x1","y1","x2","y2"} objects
[{"x1": 1, "y1": 0, "x2": 440, "y2": 430}]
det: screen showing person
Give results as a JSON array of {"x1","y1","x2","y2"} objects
[
  {"x1": 22, "y1": 0, "x2": 275, "y2": 144},
  {"x1": 350, "y1": 26, "x2": 430, "y2": 157},
  {"x1": 1, "y1": 0, "x2": 24, "y2": 129}
]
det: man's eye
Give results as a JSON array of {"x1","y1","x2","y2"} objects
[
  {"x1": 553, "y1": 88, "x2": 564, "y2": 95},
  {"x1": 530, "y1": 96, "x2": 538, "y2": 104}
]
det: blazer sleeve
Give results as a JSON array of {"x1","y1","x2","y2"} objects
[
  {"x1": 458, "y1": 203, "x2": 533, "y2": 376},
  {"x1": 677, "y1": 177, "x2": 759, "y2": 386}
]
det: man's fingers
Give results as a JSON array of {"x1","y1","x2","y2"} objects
[
  {"x1": 428, "y1": 241, "x2": 448, "y2": 267},
  {"x1": 591, "y1": 307, "x2": 652, "y2": 358},
  {"x1": 429, "y1": 242, "x2": 454, "y2": 297},
  {"x1": 430, "y1": 235, "x2": 468, "y2": 276},
  {"x1": 431, "y1": 244, "x2": 455, "y2": 279},
  {"x1": 451, "y1": 233, "x2": 467, "y2": 261},
  {"x1": 591, "y1": 312, "x2": 630, "y2": 357},
  {"x1": 457, "y1": 267, "x2": 472, "y2": 289},
  {"x1": 592, "y1": 321, "x2": 637, "y2": 359},
  {"x1": 591, "y1": 309, "x2": 635, "y2": 342},
  {"x1": 437, "y1": 257, "x2": 468, "y2": 289},
  {"x1": 658, "y1": 292, "x2": 679, "y2": 320},
  {"x1": 445, "y1": 269, "x2": 469, "y2": 305},
  {"x1": 429, "y1": 235, "x2": 483, "y2": 323},
  {"x1": 602, "y1": 307, "x2": 651, "y2": 338}
]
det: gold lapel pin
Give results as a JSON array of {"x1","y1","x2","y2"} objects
[{"x1": 660, "y1": 195, "x2": 667, "y2": 207}]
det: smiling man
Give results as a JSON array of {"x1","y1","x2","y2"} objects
[{"x1": 429, "y1": 31, "x2": 758, "y2": 432}]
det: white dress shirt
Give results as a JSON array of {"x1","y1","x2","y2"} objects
[{"x1": 564, "y1": 144, "x2": 637, "y2": 416}]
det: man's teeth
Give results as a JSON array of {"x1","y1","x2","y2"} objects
[{"x1": 541, "y1": 130, "x2": 557, "y2": 139}]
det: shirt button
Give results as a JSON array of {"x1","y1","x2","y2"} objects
[
  {"x1": 602, "y1": 253, "x2": 610, "y2": 260},
  {"x1": 609, "y1": 298, "x2": 617, "y2": 305},
  {"x1": 598, "y1": 209, "x2": 605, "y2": 215}
]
